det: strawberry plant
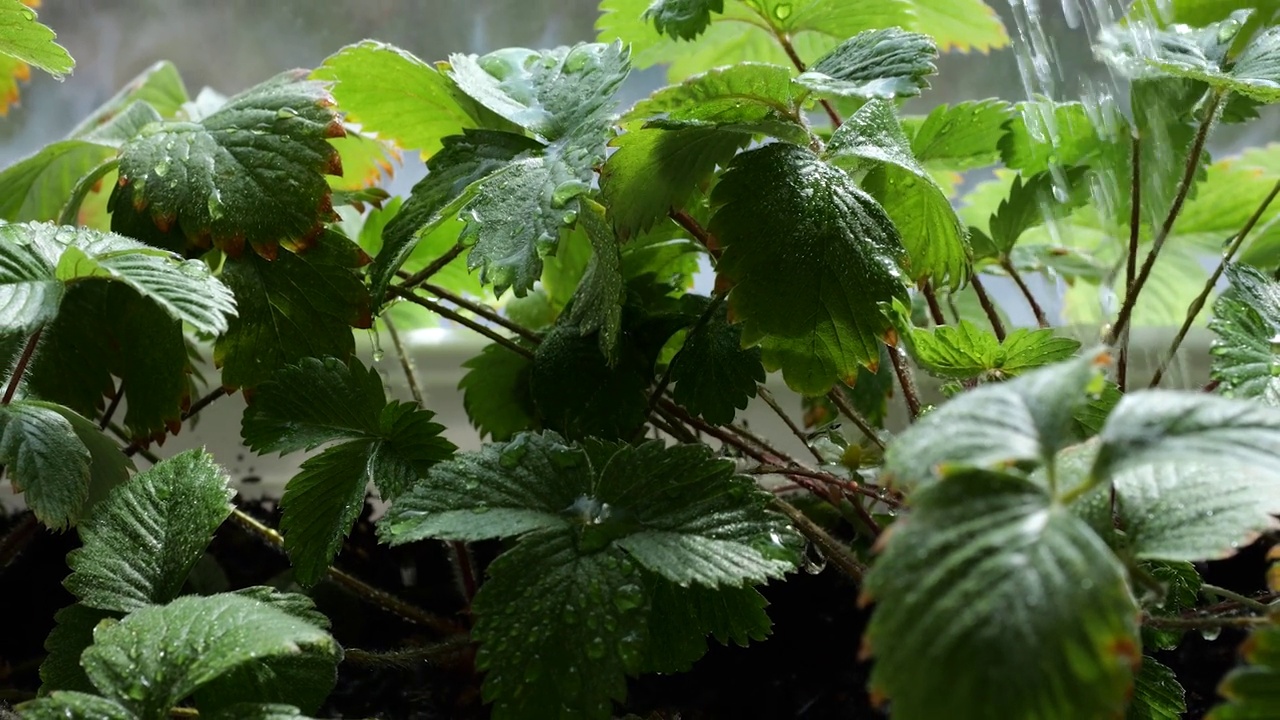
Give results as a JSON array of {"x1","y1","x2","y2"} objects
[{"x1": 3, "y1": 0, "x2": 1280, "y2": 718}]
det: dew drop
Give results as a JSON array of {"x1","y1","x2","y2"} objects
[
  {"x1": 1200, "y1": 626, "x2": 1221, "y2": 641},
  {"x1": 19, "y1": 8, "x2": 34, "y2": 20},
  {"x1": 773, "y1": 3, "x2": 792, "y2": 20},
  {"x1": 276, "y1": 106, "x2": 300, "y2": 120}
]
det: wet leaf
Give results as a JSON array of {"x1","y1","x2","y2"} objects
[
  {"x1": 0, "y1": 400, "x2": 92, "y2": 529},
  {"x1": 530, "y1": 323, "x2": 650, "y2": 440},
  {"x1": 459, "y1": 342, "x2": 538, "y2": 441},
  {"x1": 565, "y1": 199, "x2": 625, "y2": 361},
  {"x1": 908, "y1": 320, "x2": 1080, "y2": 381},
  {"x1": 710, "y1": 142, "x2": 909, "y2": 394},
  {"x1": 0, "y1": 0, "x2": 72, "y2": 78},
  {"x1": 668, "y1": 295, "x2": 764, "y2": 426},
  {"x1": 796, "y1": 28, "x2": 937, "y2": 100},
  {"x1": 903, "y1": 99, "x2": 1014, "y2": 171},
  {"x1": 643, "y1": 0, "x2": 724, "y2": 40},
  {"x1": 1210, "y1": 264, "x2": 1280, "y2": 405}
]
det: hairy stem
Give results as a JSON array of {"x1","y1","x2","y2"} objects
[
  {"x1": 1001, "y1": 259, "x2": 1049, "y2": 327},
  {"x1": 1148, "y1": 178, "x2": 1280, "y2": 389},
  {"x1": 3, "y1": 328, "x2": 42, "y2": 405},
  {"x1": 886, "y1": 339, "x2": 922, "y2": 419},
  {"x1": 773, "y1": 31, "x2": 841, "y2": 128},
  {"x1": 1118, "y1": 134, "x2": 1143, "y2": 392},
  {"x1": 398, "y1": 243, "x2": 465, "y2": 291},
  {"x1": 1200, "y1": 583, "x2": 1273, "y2": 613},
  {"x1": 343, "y1": 637, "x2": 472, "y2": 669},
  {"x1": 969, "y1": 274, "x2": 1007, "y2": 341},
  {"x1": 758, "y1": 385, "x2": 826, "y2": 463},
  {"x1": 1143, "y1": 613, "x2": 1267, "y2": 630},
  {"x1": 770, "y1": 498, "x2": 864, "y2": 581},
  {"x1": 419, "y1": 282, "x2": 541, "y2": 344},
  {"x1": 920, "y1": 280, "x2": 947, "y2": 326},
  {"x1": 229, "y1": 508, "x2": 463, "y2": 636},
  {"x1": 383, "y1": 315, "x2": 424, "y2": 406},
  {"x1": 826, "y1": 388, "x2": 886, "y2": 451},
  {"x1": 1107, "y1": 91, "x2": 1223, "y2": 346},
  {"x1": 389, "y1": 286, "x2": 533, "y2": 359}
]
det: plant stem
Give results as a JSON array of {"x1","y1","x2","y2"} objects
[
  {"x1": 920, "y1": 280, "x2": 946, "y2": 326},
  {"x1": 1143, "y1": 613, "x2": 1267, "y2": 630},
  {"x1": 669, "y1": 209, "x2": 720, "y2": 259},
  {"x1": 389, "y1": 286, "x2": 533, "y2": 359},
  {"x1": 1200, "y1": 583, "x2": 1273, "y2": 613},
  {"x1": 3, "y1": 328, "x2": 42, "y2": 405},
  {"x1": 122, "y1": 387, "x2": 231, "y2": 458},
  {"x1": 343, "y1": 637, "x2": 471, "y2": 668},
  {"x1": 649, "y1": 293, "x2": 726, "y2": 409},
  {"x1": 419, "y1": 282, "x2": 541, "y2": 344},
  {"x1": 969, "y1": 274, "x2": 1007, "y2": 341},
  {"x1": 773, "y1": 31, "x2": 842, "y2": 128},
  {"x1": 98, "y1": 379, "x2": 125, "y2": 431},
  {"x1": 770, "y1": 498, "x2": 864, "y2": 581},
  {"x1": 885, "y1": 339, "x2": 922, "y2": 419},
  {"x1": 383, "y1": 315, "x2": 424, "y2": 405},
  {"x1": 746, "y1": 464, "x2": 903, "y2": 507},
  {"x1": 1106, "y1": 91, "x2": 1223, "y2": 346},
  {"x1": 825, "y1": 388, "x2": 886, "y2": 451},
  {"x1": 229, "y1": 507, "x2": 463, "y2": 636},
  {"x1": 1148, "y1": 178, "x2": 1280, "y2": 389},
  {"x1": 758, "y1": 385, "x2": 826, "y2": 463},
  {"x1": 1118, "y1": 134, "x2": 1143, "y2": 392},
  {"x1": 1000, "y1": 259, "x2": 1049, "y2": 327},
  {"x1": 398, "y1": 243, "x2": 465, "y2": 291}
]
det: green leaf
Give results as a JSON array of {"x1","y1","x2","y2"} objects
[
  {"x1": 906, "y1": 0, "x2": 1009, "y2": 53},
  {"x1": 0, "y1": 222, "x2": 236, "y2": 337},
  {"x1": 79, "y1": 593, "x2": 339, "y2": 719},
  {"x1": 39, "y1": 603, "x2": 116, "y2": 696},
  {"x1": 710, "y1": 142, "x2": 909, "y2": 394},
  {"x1": 1210, "y1": 264, "x2": 1280, "y2": 405},
  {"x1": 473, "y1": 531, "x2": 648, "y2": 720},
  {"x1": 41, "y1": 402, "x2": 133, "y2": 512},
  {"x1": 0, "y1": 0, "x2": 73, "y2": 77},
  {"x1": 883, "y1": 349, "x2": 1109, "y2": 492},
  {"x1": 204, "y1": 705, "x2": 318, "y2": 720},
  {"x1": 641, "y1": 581, "x2": 770, "y2": 674},
  {"x1": 312, "y1": 41, "x2": 482, "y2": 159},
  {"x1": 65, "y1": 450, "x2": 234, "y2": 613},
  {"x1": 458, "y1": 343, "x2": 538, "y2": 441},
  {"x1": 796, "y1": 28, "x2": 938, "y2": 100},
  {"x1": 565, "y1": 199, "x2": 626, "y2": 361},
  {"x1": 109, "y1": 70, "x2": 344, "y2": 260},
  {"x1": 370, "y1": 129, "x2": 541, "y2": 305},
  {"x1": 242, "y1": 357, "x2": 454, "y2": 585},
  {"x1": 448, "y1": 43, "x2": 629, "y2": 144},
  {"x1": 1141, "y1": 559, "x2": 1201, "y2": 651},
  {"x1": 69, "y1": 61, "x2": 189, "y2": 135},
  {"x1": 1092, "y1": 391, "x2": 1280, "y2": 561},
  {"x1": 864, "y1": 469, "x2": 1140, "y2": 720},
  {"x1": 19, "y1": 692, "x2": 136, "y2": 719},
  {"x1": 0, "y1": 400, "x2": 92, "y2": 529},
  {"x1": 1127, "y1": 657, "x2": 1186, "y2": 720},
  {"x1": 0, "y1": 141, "x2": 116, "y2": 223},
  {"x1": 600, "y1": 126, "x2": 747, "y2": 239},
  {"x1": 381, "y1": 432, "x2": 799, "y2": 583},
  {"x1": 999, "y1": 101, "x2": 1119, "y2": 177},
  {"x1": 909, "y1": 320, "x2": 1080, "y2": 380},
  {"x1": 625, "y1": 63, "x2": 810, "y2": 145},
  {"x1": 214, "y1": 235, "x2": 370, "y2": 389},
  {"x1": 904, "y1": 99, "x2": 1014, "y2": 171},
  {"x1": 1209, "y1": 619, "x2": 1280, "y2": 719},
  {"x1": 826, "y1": 99, "x2": 969, "y2": 287},
  {"x1": 530, "y1": 323, "x2": 651, "y2": 440},
  {"x1": 644, "y1": 0, "x2": 724, "y2": 40},
  {"x1": 986, "y1": 167, "x2": 1093, "y2": 255},
  {"x1": 668, "y1": 296, "x2": 764, "y2": 425}
]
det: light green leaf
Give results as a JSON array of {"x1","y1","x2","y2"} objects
[
  {"x1": 985, "y1": 166, "x2": 1093, "y2": 256},
  {"x1": 827, "y1": 99, "x2": 969, "y2": 287},
  {"x1": 1210, "y1": 264, "x2": 1280, "y2": 405},
  {"x1": 711, "y1": 142, "x2": 909, "y2": 394},
  {"x1": 999, "y1": 101, "x2": 1120, "y2": 177},
  {"x1": 214, "y1": 235, "x2": 370, "y2": 389},
  {"x1": 864, "y1": 469, "x2": 1140, "y2": 720},
  {"x1": 0, "y1": 0, "x2": 73, "y2": 77},
  {"x1": 565, "y1": 199, "x2": 625, "y2": 361},
  {"x1": 668, "y1": 295, "x2": 764, "y2": 425},
  {"x1": 69, "y1": 61, "x2": 189, "y2": 135},
  {"x1": 1209, "y1": 619, "x2": 1280, "y2": 719},
  {"x1": 448, "y1": 43, "x2": 629, "y2": 144},
  {"x1": 883, "y1": 349, "x2": 1109, "y2": 492},
  {"x1": 0, "y1": 222, "x2": 236, "y2": 337},
  {"x1": 19, "y1": 692, "x2": 136, "y2": 720},
  {"x1": 0, "y1": 141, "x2": 116, "y2": 224},
  {"x1": 1092, "y1": 391, "x2": 1280, "y2": 561},
  {"x1": 904, "y1": 99, "x2": 1014, "y2": 171},
  {"x1": 473, "y1": 530, "x2": 648, "y2": 720},
  {"x1": 458, "y1": 342, "x2": 538, "y2": 442},
  {"x1": 599, "y1": 126, "x2": 747, "y2": 239},
  {"x1": 644, "y1": 0, "x2": 725, "y2": 40},
  {"x1": 909, "y1": 320, "x2": 1080, "y2": 380},
  {"x1": 906, "y1": 0, "x2": 1009, "y2": 53},
  {"x1": 370, "y1": 129, "x2": 541, "y2": 305},
  {"x1": 625, "y1": 63, "x2": 810, "y2": 145},
  {"x1": 796, "y1": 28, "x2": 937, "y2": 100},
  {"x1": 80, "y1": 593, "x2": 340, "y2": 719},
  {"x1": 65, "y1": 450, "x2": 234, "y2": 613},
  {"x1": 0, "y1": 400, "x2": 92, "y2": 529},
  {"x1": 312, "y1": 40, "x2": 482, "y2": 159},
  {"x1": 109, "y1": 70, "x2": 344, "y2": 260}
]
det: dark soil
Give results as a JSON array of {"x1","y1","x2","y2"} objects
[{"x1": 0, "y1": 500, "x2": 1272, "y2": 719}]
